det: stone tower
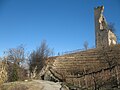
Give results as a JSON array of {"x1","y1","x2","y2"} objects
[{"x1": 94, "y1": 6, "x2": 117, "y2": 48}]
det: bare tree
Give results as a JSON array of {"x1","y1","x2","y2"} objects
[
  {"x1": 84, "y1": 41, "x2": 88, "y2": 50},
  {"x1": 4, "y1": 44, "x2": 25, "y2": 66},
  {"x1": 29, "y1": 40, "x2": 53, "y2": 75},
  {"x1": 4, "y1": 44, "x2": 27, "y2": 82},
  {"x1": 108, "y1": 22, "x2": 116, "y2": 33}
]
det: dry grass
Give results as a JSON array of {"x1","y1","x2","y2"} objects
[{"x1": 0, "y1": 82, "x2": 28, "y2": 90}]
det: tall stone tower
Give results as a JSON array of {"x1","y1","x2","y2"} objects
[{"x1": 94, "y1": 6, "x2": 117, "y2": 48}]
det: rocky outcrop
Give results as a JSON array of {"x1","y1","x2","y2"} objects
[{"x1": 0, "y1": 80, "x2": 63, "y2": 90}]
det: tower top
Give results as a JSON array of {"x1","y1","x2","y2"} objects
[{"x1": 94, "y1": 5, "x2": 104, "y2": 10}]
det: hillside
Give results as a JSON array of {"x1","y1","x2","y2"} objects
[{"x1": 40, "y1": 45, "x2": 120, "y2": 89}]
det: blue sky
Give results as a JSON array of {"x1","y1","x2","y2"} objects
[{"x1": 0, "y1": 0, "x2": 120, "y2": 56}]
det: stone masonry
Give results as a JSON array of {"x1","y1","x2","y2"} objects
[{"x1": 94, "y1": 6, "x2": 117, "y2": 48}]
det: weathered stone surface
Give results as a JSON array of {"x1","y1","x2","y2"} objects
[
  {"x1": 0, "y1": 80, "x2": 62, "y2": 90},
  {"x1": 94, "y1": 6, "x2": 117, "y2": 48}
]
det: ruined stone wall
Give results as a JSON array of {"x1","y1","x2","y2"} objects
[
  {"x1": 108, "y1": 30, "x2": 117, "y2": 45},
  {"x1": 94, "y1": 6, "x2": 117, "y2": 48}
]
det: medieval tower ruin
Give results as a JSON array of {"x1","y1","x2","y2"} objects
[{"x1": 94, "y1": 6, "x2": 117, "y2": 48}]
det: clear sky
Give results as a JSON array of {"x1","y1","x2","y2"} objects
[{"x1": 0, "y1": 0, "x2": 120, "y2": 56}]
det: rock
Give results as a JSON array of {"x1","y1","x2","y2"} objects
[{"x1": 0, "y1": 80, "x2": 62, "y2": 90}]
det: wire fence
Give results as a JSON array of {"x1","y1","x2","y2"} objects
[{"x1": 62, "y1": 48, "x2": 85, "y2": 55}]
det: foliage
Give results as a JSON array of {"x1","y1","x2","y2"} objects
[
  {"x1": 3, "y1": 45, "x2": 28, "y2": 82},
  {"x1": 10, "y1": 65, "x2": 19, "y2": 82},
  {"x1": 6, "y1": 62, "x2": 27, "y2": 82}
]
